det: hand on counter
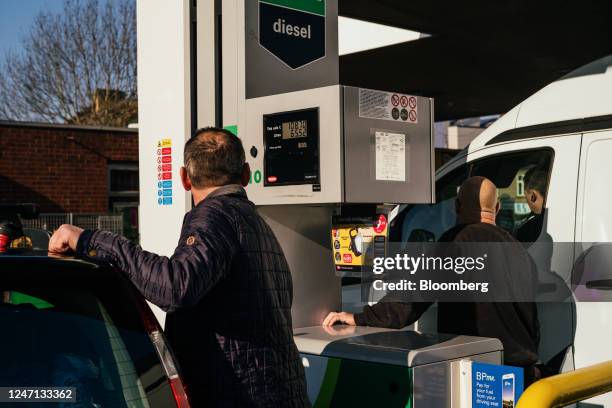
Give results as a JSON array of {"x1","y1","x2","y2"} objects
[
  {"x1": 322, "y1": 324, "x2": 356, "y2": 337},
  {"x1": 322, "y1": 311, "x2": 356, "y2": 327}
]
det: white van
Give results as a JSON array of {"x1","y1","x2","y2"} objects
[{"x1": 394, "y1": 55, "x2": 612, "y2": 407}]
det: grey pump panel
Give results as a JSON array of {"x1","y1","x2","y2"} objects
[{"x1": 296, "y1": 326, "x2": 503, "y2": 407}]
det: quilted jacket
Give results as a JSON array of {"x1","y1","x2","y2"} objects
[{"x1": 77, "y1": 185, "x2": 310, "y2": 407}]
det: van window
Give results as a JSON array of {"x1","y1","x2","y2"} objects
[
  {"x1": 470, "y1": 149, "x2": 553, "y2": 237},
  {"x1": 396, "y1": 148, "x2": 553, "y2": 242},
  {"x1": 400, "y1": 165, "x2": 468, "y2": 241}
]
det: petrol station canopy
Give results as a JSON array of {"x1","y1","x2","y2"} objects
[{"x1": 339, "y1": 0, "x2": 612, "y2": 121}]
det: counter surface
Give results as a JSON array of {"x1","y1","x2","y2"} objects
[{"x1": 294, "y1": 325, "x2": 503, "y2": 367}]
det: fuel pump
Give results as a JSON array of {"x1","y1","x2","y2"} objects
[{"x1": 137, "y1": 0, "x2": 505, "y2": 406}]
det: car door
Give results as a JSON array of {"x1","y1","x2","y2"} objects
[{"x1": 573, "y1": 130, "x2": 612, "y2": 408}]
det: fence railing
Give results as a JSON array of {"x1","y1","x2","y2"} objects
[{"x1": 22, "y1": 213, "x2": 124, "y2": 236}]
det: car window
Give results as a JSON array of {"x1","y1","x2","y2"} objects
[
  {"x1": 0, "y1": 265, "x2": 177, "y2": 408},
  {"x1": 395, "y1": 148, "x2": 553, "y2": 242}
]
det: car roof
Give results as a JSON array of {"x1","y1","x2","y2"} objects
[
  {"x1": 0, "y1": 251, "x2": 110, "y2": 274},
  {"x1": 0, "y1": 252, "x2": 134, "y2": 301}
]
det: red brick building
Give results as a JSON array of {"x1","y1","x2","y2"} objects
[{"x1": 0, "y1": 121, "x2": 139, "y2": 214}]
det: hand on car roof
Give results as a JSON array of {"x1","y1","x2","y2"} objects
[{"x1": 48, "y1": 224, "x2": 84, "y2": 254}]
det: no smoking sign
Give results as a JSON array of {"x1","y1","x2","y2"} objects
[
  {"x1": 359, "y1": 89, "x2": 420, "y2": 124},
  {"x1": 389, "y1": 93, "x2": 418, "y2": 123},
  {"x1": 408, "y1": 96, "x2": 417, "y2": 109},
  {"x1": 408, "y1": 109, "x2": 417, "y2": 123},
  {"x1": 391, "y1": 94, "x2": 400, "y2": 107}
]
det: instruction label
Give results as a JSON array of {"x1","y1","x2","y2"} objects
[
  {"x1": 359, "y1": 89, "x2": 418, "y2": 123},
  {"x1": 332, "y1": 214, "x2": 388, "y2": 273},
  {"x1": 472, "y1": 362, "x2": 523, "y2": 408},
  {"x1": 156, "y1": 138, "x2": 173, "y2": 206},
  {"x1": 375, "y1": 131, "x2": 407, "y2": 181}
]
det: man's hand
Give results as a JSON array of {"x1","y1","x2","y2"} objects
[
  {"x1": 48, "y1": 224, "x2": 84, "y2": 254},
  {"x1": 322, "y1": 311, "x2": 356, "y2": 327},
  {"x1": 322, "y1": 324, "x2": 356, "y2": 337}
]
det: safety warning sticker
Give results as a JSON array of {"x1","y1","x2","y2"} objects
[
  {"x1": 359, "y1": 89, "x2": 418, "y2": 124},
  {"x1": 375, "y1": 131, "x2": 406, "y2": 181},
  {"x1": 156, "y1": 139, "x2": 173, "y2": 206}
]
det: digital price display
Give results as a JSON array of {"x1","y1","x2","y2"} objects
[
  {"x1": 263, "y1": 108, "x2": 320, "y2": 186},
  {"x1": 282, "y1": 120, "x2": 307, "y2": 139}
]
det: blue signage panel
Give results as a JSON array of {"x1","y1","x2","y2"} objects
[{"x1": 472, "y1": 362, "x2": 523, "y2": 408}]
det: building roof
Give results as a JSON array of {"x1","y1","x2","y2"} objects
[{"x1": 0, "y1": 120, "x2": 137, "y2": 134}]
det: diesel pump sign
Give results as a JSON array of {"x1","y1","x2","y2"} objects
[{"x1": 259, "y1": 0, "x2": 326, "y2": 69}]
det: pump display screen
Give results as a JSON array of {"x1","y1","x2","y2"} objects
[
  {"x1": 282, "y1": 120, "x2": 307, "y2": 139},
  {"x1": 263, "y1": 108, "x2": 320, "y2": 186}
]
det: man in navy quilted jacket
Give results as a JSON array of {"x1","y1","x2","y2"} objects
[{"x1": 49, "y1": 127, "x2": 310, "y2": 408}]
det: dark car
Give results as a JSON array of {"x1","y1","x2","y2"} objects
[{"x1": 0, "y1": 252, "x2": 191, "y2": 408}]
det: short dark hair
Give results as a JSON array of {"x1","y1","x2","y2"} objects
[
  {"x1": 524, "y1": 167, "x2": 547, "y2": 195},
  {"x1": 184, "y1": 127, "x2": 245, "y2": 188}
]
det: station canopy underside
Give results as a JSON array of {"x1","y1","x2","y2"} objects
[{"x1": 339, "y1": 0, "x2": 612, "y2": 121}]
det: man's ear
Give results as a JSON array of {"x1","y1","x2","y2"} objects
[
  {"x1": 495, "y1": 200, "x2": 501, "y2": 214},
  {"x1": 241, "y1": 163, "x2": 251, "y2": 187},
  {"x1": 180, "y1": 167, "x2": 192, "y2": 191}
]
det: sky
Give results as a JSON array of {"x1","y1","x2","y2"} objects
[
  {"x1": 0, "y1": 1, "x2": 424, "y2": 57},
  {"x1": 0, "y1": 1, "x2": 65, "y2": 58}
]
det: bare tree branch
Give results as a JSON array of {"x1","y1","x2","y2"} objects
[{"x1": 0, "y1": 0, "x2": 137, "y2": 127}]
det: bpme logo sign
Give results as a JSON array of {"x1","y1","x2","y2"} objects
[{"x1": 259, "y1": 0, "x2": 326, "y2": 69}]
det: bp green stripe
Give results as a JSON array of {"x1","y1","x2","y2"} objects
[
  {"x1": 313, "y1": 358, "x2": 341, "y2": 408},
  {"x1": 260, "y1": 0, "x2": 325, "y2": 16}
]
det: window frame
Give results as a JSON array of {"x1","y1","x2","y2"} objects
[
  {"x1": 392, "y1": 146, "x2": 556, "y2": 241},
  {"x1": 108, "y1": 162, "x2": 139, "y2": 198}
]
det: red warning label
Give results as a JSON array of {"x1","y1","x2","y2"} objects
[
  {"x1": 359, "y1": 89, "x2": 419, "y2": 124},
  {"x1": 391, "y1": 94, "x2": 400, "y2": 107},
  {"x1": 408, "y1": 109, "x2": 417, "y2": 123},
  {"x1": 373, "y1": 215, "x2": 388, "y2": 233},
  {"x1": 408, "y1": 96, "x2": 417, "y2": 109}
]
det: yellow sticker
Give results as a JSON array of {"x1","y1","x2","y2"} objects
[{"x1": 161, "y1": 139, "x2": 172, "y2": 147}]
